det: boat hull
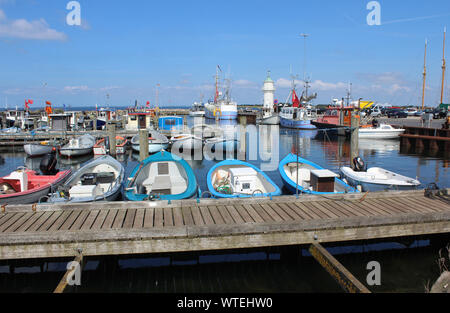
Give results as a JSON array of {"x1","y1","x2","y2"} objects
[
  {"x1": 24, "y1": 144, "x2": 53, "y2": 157},
  {"x1": 132, "y1": 143, "x2": 170, "y2": 154},
  {"x1": 60, "y1": 147, "x2": 93, "y2": 157},
  {"x1": 280, "y1": 117, "x2": 317, "y2": 129},
  {"x1": 171, "y1": 137, "x2": 203, "y2": 151},
  {"x1": 258, "y1": 114, "x2": 280, "y2": 125},
  {"x1": 205, "y1": 108, "x2": 238, "y2": 120},
  {"x1": 358, "y1": 129, "x2": 405, "y2": 139}
]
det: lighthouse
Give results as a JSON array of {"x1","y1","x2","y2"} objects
[{"x1": 262, "y1": 71, "x2": 276, "y2": 111}]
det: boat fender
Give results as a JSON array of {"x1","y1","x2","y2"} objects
[
  {"x1": 40, "y1": 152, "x2": 58, "y2": 176},
  {"x1": 356, "y1": 185, "x2": 363, "y2": 192}
]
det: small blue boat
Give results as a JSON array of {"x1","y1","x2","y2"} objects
[
  {"x1": 279, "y1": 154, "x2": 358, "y2": 195},
  {"x1": 279, "y1": 107, "x2": 317, "y2": 130},
  {"x1": 207, "y1": 160, "x2": 281, "y2": 198},
  {"x1": 125, "y1": 151, "x2": 198, "y2": 201}
]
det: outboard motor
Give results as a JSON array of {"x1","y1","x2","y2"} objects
[
  {"x1": 40, "y1": 148, "x2": 58, "y2": 175},
  {"x1": 353, "y1": 157, "x2": 366, "y2": 172},
  {"x1": 372, "y1": 119, "x2": 379, "y2": 128}
]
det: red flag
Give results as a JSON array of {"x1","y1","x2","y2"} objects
[
  {"x1": 25, "y1": 100, "x2": 30, "y2": 110},
  {"x1": 292, "y1": 90, "x2": 300, "y2": 108},
  {"x1": 28, "y1": 99, "x2": 33, "y2": 104},
  {"x1": 46, "y1": 101, "x2": 51, "y2": 105},
  {"x1": 146, "y1": 101, "x2": 150, "y2": 108}
]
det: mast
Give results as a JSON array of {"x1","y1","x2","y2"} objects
[
  {"x1": 422, "y1": 39, "x2": 427, "y2": 111},
  {"x1": 214, "y1": 66, "x2": 220, "y2": 104},
  {"x1": 441, "y1": 27, "x2": 446, "y2": 105}
]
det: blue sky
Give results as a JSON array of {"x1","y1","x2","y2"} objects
[{"x1": 0, "y1": 0, "x2": 450, "y2": 108}]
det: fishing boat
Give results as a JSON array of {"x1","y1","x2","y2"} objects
[
  {"x1": 280, "y1": 107, "x2": 317, "y2": 129},
  {"x1": 60, "y1": 134, "x2": 96, "y2": 157},
  {"x1": 131, "y1": 131, "x2": 169, "y2": 154},
  {"x1": 189, "y1": 101, "x2": 205, "y2": 117},
  {"x1": 207, "y1": 160, "x2": 281, "y2": 198},
  {"x1": 93, "y1": 136, "x2": 128, "y2": 155},
  {"x1": 204, "y1": 66, "x2": 238, "y2": 120},
  {"x1": 340, "y1": 158, "x2": 421, "y2": 192},
  {"x1": 279, "y1": 154, "x2": 358, "y2": 195},
  {"x1": 170, "y1": 134, "x2": 203, "y2": 151},
  {"x1": 0, "y1": 167, "x2": 72, "y2": 205},
  {"x1": 48, "y1": 155, "x2": 124, "y2": 203},
  {"x1": 125, "y1": 151, "x2": 198, "y2": 201},
  {"x1": 359, "y1": 121, "x2": 405, "y2": 139},
  {"x1": 24, "y1": 141, "x2": 58, "y2": 157}
]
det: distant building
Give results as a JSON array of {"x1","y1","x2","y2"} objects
[{"x1": 49, "y1": 113, "x2": 71, "y2": 131}]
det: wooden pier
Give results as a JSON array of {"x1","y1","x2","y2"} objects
[
  {"x1": 399, "y1": 125, "x2": 450, "y2": 156},
  {"x1": 0, "y1": 190, "x2": 449, "y2": 261}
]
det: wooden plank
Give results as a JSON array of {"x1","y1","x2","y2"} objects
[
  {"x1": 260, "y1": 204, "x2": 284, "y2": 222},
  {"x1": 28, "y1": 212, "x2": 56, "y2": 232},
  {"x1": 277, "y1": 202, "x2": 310, "y2": 220},
  {"x1": 2, "y1": 212, "x2": 34, "y2": 233},
  {"x1": 154, "y1": 208, "x2": 164, "y2": 227},
  {"x1": 242, "y1": 204, "x2": 264, "y2": 223},
  {"x1": 163, "y1": 208, "x2": 174, "y2": 227},
  {"x1": 234, "y1": 204, "x2": 254, "y2": 223},
  {"x1": 375, "y1": 198, "x2": 424, "y2": 215},
  {"x1": 190, "y1": 206, "x2": 205, "y2": 226},
  {"x1": 47, "y1": 210, "x2": 74, "y2": 232},
  {"x1": 225, "y1": 205, "x2": 245, "y2": 224},
  {"x1": 208, "y1": 206, "x2": 225, "y2": 225},
  {"x1": 362, "y1": 199, "x2": 402, "y2": 216},
  {"x1": 0, "y1": 213, "x2": 16, "y2": 228},
  {"x1": 143, "y1": 208, "x2": 154, "y2": 228},
  {"x1": 101, "y1": 210, "x2": 118, "y2": 229},
  {"x1": 199, "y1": 206, "x2": 215, "y2": 225},
  {"x1": 250, "y1": 204, "x2": 273, "y2": 222},
  {"x1": 123, "y1": 209, "x2": 137, "y2": 229},
  {"x1": 172, "y1": 207, "x2": 184, "y2": 227},
  {"x1": 80, "y1": 210, "x2": 100, "y2": 231},
  {"x1": 69, "y1": 211, "x2": 90, "y2": 231},
  {"x1": 291, "y1": 202, "x2": 323, "y2": 219},
  {"x1": 342, "y1": 201, "x2": 377, "y2": 217},
  {"x1": 112, "y1": 209, "x2": 127, "y2": 229},
  {"x1": 308, "y1": 202, "x2": 341, "y2": 219},
  {"x1": 320, "y1": 201, "x2": 357, "y2": 218},
  {"x1": 217, "y1": 206, "x2": 235, "y2": 225},
  {"x1": 133, "y1": 209, "x2": 145, "y2": 229},
  {"x1": 349, "y1": 200, "x2": 393, "y2": 217},
  {"x1": 91, "y1": 210, "x2": 109, "y2": 230},
  {"x1": 309, "y1": 243, "x2": 371, "y2": 293},
  {"x1": 267, "y1": 203, "x2": 295, "y2": 221},
  {"x1": 0, "y1": 213, "x2": 25, "y2": 232},
  {"x1": 182, "y1": 207, "x2": 195, "y2": 226},
  {"x1": 36, "y1": 211, "x2": 64, "y2": 232},
  {"x1": 407, "y1": 197, "x2": 450, "y2": 212},
  {"x1": 370, "y1": 198, "x2": 414, "y2": 215},
  {"x1": 13, "y1": 212, "x2": 44, "y2": 233}
]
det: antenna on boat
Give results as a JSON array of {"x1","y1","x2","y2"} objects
[
  {"x1": 422, "y1": 38, "x2": 428, "y2": 111},
  {"x1": 440, "y1": 27, "x2": 446, "y2": 105}
]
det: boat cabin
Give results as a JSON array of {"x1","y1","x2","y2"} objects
[
  {"x1": 126, "y1": 111, "x2": 154, "y2": 130},
  {"x1": 280, "y1": 107, "x2": 317, "y2": 120},
  {"x1": 49, "y1": 114, "x2": 71, "y2": 131},
  {"x1": 158, "y1": 116, "x2": 183, "y2": 131}
]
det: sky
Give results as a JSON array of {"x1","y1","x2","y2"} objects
[{"x1": 0, "y1": 0, "x2": 450, "y2": 108}]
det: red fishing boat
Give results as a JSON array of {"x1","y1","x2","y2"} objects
[{"x1": 0, "y1": 168, "x2": 72, "y2": 205}]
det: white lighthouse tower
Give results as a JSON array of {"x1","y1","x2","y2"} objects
[
  {"x1": 262, "y1": 70, "x2": 276, "y2": 111},
  {"x1": 258, "y1": 71, "x2": 280, "y2": 125}
]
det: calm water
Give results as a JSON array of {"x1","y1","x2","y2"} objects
[{"x1": 0, "y1": 117, "x2": 448, "y2": 293}]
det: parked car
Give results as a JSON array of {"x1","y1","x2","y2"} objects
[
  {"x1": 404, "y1": 108, "x2": 418, "y2": 116},
  {"x1": 387, "y1": 109, "x2": 408, "y2": 118},
  {"x1": 433, "y1": 108, "x2": 448, "y2": 119}
]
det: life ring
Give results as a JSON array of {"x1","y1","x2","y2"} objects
[{"x1": 214, "y1": 108, "x2": 222, "y2": 117}]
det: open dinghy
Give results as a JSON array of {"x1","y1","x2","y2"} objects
[
  {"x1": 94, "y1": 136, "x2": 128, "y2": 155},
  {"x1": 131, "y1": 131, "x2": 169, "y2": 154},
  {"x1": 340, "y1": 161, "x2": 421, "y2": 192},
  {"x1": 170, "y1": 134, "x2": 203, "y2": 152},
  {"x1": 279, "y1": 154, "x2": 358, "y2": 195},
  {"x1": 49, "y1": 155, "x2": 124, "y2": 203},
  {"x1": 24, "y1": 141, "x2": 59, "y2": 157},
  {"x1": 0, "y1": 168, "x2": 71, "y2": 205},
  {"x1": 125, "y1": 151, "x2": 198, "y2": 201},
  {"x1": 60, "y1": 134, "x2": 96, "y2": 157},
  {"x1": 208, "y1": 160, "x2": 281, "y2": 198}
]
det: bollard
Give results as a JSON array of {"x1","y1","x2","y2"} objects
[
  {"x1": 350, "y1": 115, "x2": 360, "y2": 168},
  {"x1": 139, "y1": 129, "x2": 149, "y2": 161}
]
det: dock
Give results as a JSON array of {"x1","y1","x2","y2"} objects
[
  {"x1": 399, "y1": 125, "x2": 450, "y2": 156},
  {"x1": 0, "y1": 189, "x2": 449, "y2": 261}
]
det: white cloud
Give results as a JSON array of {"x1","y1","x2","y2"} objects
[
  {"x1": 276, "y1": 78, "x2": 347, "y2": 91},
  {"x1": 233, "y1": 79, "x2": 258, "y2": 88},
  {"x1": 64, "y1": 85, "x2": 89, "y2": 92},
  {"x1": 0, "y1": 9, "x2": 67, "y2": 41}
]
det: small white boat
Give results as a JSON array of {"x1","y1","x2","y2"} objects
[
  {"x1": 189, "y1": 101, "x2": 205, "y2": 117},
  {"x1": 24, "y1": 141, "x2": 57, "y2": 157},
  {"x1": 191, "y1": 124, "x2": 222, "y2": 139},
  {"x1": 49, "y1": 155, "x2": 124, "y2": 203},
  {"x1": 60, "y1": 134, "x2": 95, "y2": 157},
  {"x1": 204, "y1": 137, "x2": 239, "y2": 154},
  {"x1": 257, "y1": 113, "x2": 280, "y2": 125},
  {"x1": 340, "y1": 163, "x2": 421, "y2": 192},
  {"x1": 359, "y1": 123, "x2": 405, "y2": 139},
  {"x1": 170, "y1": 134, "x2": 203, "y2": 151},
  {"x1": 131, "y1": 131, "x2": 169, "y2": 154}
]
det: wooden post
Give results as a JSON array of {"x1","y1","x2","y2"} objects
[
  {"x1": 139, "y1": 129, "x2": 149, "y2": 161},
  {"x1": 309, "y1": 243, "x2": 371, "y2": 293},
  {"x1": 33, "y1": 118, "x2": 38, "y2": 130},
  {"x1": 350, "y1": 114, "x2": 360, "y2": 168},
  {"x1": 107, "y1": 123, "x2": 117, "y2": 156},
  {"x1": 238, "y1": 125, "x2": 246, "y2": 161}
]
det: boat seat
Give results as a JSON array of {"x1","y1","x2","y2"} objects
[
  {"x1": 69, "y1": 185, "x2": 102, "y2": 198},
  {"x1": 3, "y1": 171, "x2": 28, "y2": 192}
]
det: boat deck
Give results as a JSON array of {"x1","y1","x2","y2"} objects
[{"x1": 0, "y1": 190, "x2": 449, "y2": 260}]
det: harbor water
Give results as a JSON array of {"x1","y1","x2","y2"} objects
[{"x1": 0, "y1": 117, "x2": 448, "y2": 293}]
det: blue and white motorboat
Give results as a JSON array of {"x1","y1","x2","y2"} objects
[
  {"x1": 125, "y1": 151, "x2": 199, "y2": 201},
  {"x1": 279, "y1": 154, "x2": 358, "y2": 195},
  {"x1": 207, "y1": 160, "x2": 281, "y2": 198},
  {"x1": 279, "y1": 107, "x2": 317, "y2": 130},
  {"x1": 204, "y1": 66, "x2": 238, "y2": 120}
]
